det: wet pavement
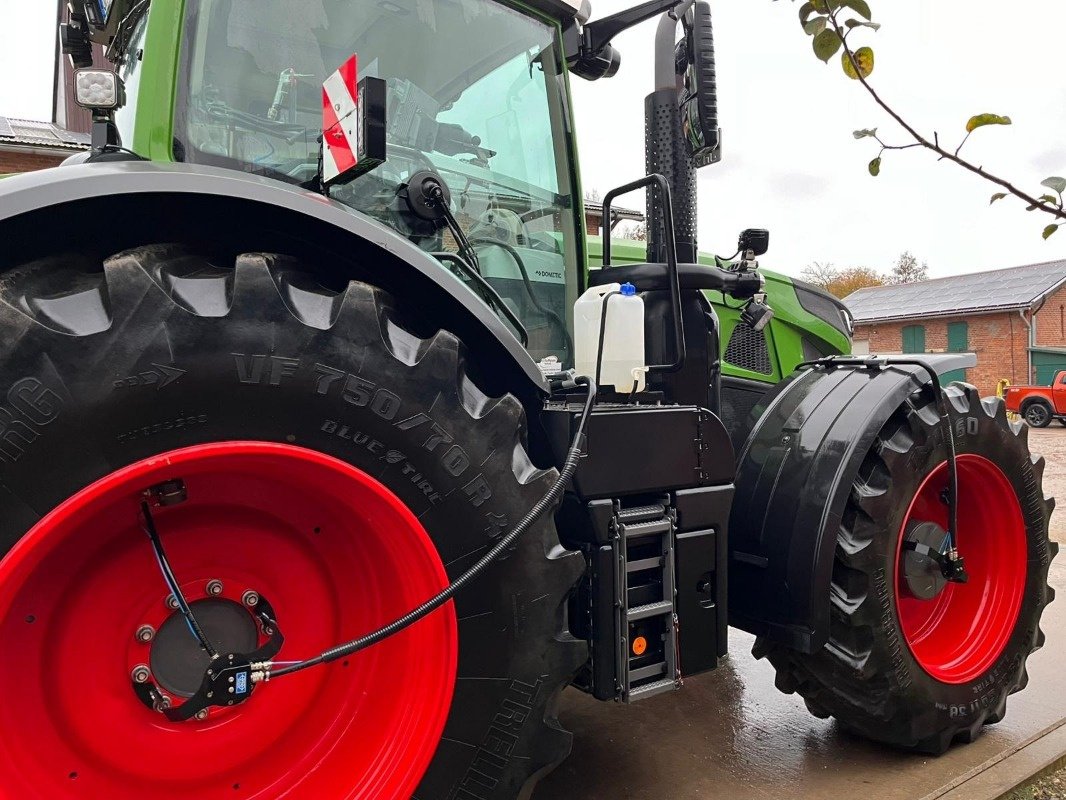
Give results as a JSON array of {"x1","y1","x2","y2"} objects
[{"x1": 537, "y1": 545, "x2": 1066, "y2": 800}]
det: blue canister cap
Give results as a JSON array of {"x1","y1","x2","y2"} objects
[{"x1": 620, "y1": 282, "x2": 637, "y2": 296}]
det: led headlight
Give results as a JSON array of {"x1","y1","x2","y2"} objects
[{"x1": 74, "y1": 69, "x2": 125, "y2": 110}]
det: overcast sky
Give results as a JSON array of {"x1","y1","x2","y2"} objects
[{"x1": 2, "y1": 1, "x2": 1064, "y2": 279}]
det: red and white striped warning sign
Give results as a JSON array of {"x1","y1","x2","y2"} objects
[{"x1": 321, "y1": 55, "x2": 360, "y2": 184}]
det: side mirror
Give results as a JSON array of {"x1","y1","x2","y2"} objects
[{"x1": 676, "y1": 2, "x2": 720, "y2": 167}]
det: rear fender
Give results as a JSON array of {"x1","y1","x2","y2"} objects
[
  {"x1": 728, "y1": 353, "x2": 977, "y2": 653},
  {"x1": 0, "y1": 162, "x2": 547, "y2": 402}
]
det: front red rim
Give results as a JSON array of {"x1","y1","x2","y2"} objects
[
  {"x1": 895, "y1": 454, "x2": 1027, "y2": 684},
  {"x1": 0, "y1": 442, "x2": 457, "y2": 799}
]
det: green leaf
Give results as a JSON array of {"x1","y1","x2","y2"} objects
[
  {"x1": 965, "y1": 113, "x2": 1012, "y2": 133},
  {"x1": 1043, "y1": 224, "x2": 1060, "y2": 240},
  {"x1": 868, "y1": 157, "x2": 881, "y2": 176},
  {"x1": 853, "y1": 128, "x2": 878, "y2": 139},
  {"x1": 804, "y1": 16, "x2": 827, "y2": 35},
  {"x1": 1039, "y1": 194, "x2": 1059, "y2": 204},
  {"x1": 799, "y1": 2, "x2": 817, "y2": 24},
  {"x1": 842, "y1": 46, "x2": 875, "y2": 79},
  {"x1": 1040, "y1": 176, "x2": 1066, "y2": 194},
  {"x1": 989, "y1": 192, "x2": 1007, "y2": 205},
  {"x1": 845, "y1": 19, "x2": 881, "y2": 30},
  {"x1": 813, "y1": 29, "x2": 843, "y2": 62},
  {"x1": 839, "y1": 0, "x2": 873, "y2": 19}
]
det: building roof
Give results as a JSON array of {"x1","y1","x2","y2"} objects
[
  {"x1": 844, "y1": 259, "x2": 1066, "y2": 324},
  {"x1": 0, "y1": 116, "x2": 91, "y2": 152}
]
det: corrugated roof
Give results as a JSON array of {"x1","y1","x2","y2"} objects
[
  {"x1": 585, "y1": 205, "x2": 644, "y2": 222},
  {"x1": 844, "y1": 259, "x2": 1066, "y2": 323},
  {"x1": 0, "y1": 116, "x2": 91, "y2": 151}
]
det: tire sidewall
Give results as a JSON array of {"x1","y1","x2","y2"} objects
[{"x1": 0, "y1": 266, "x2": 580, "y2": 799}]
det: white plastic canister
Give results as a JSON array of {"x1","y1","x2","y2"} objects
[{"x1": 574, "y1": 282, "x2": 646, "y2": 391}]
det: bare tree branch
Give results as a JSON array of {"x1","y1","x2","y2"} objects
[{"x1": 824, "y1": 6, "x2": 1066, "y2": 223}]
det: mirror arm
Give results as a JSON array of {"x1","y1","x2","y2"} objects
[
  {"x1": 569, "y1": 0, "x2": 687, "y2": 63},
  {"x1": 654, "y1": 0, "x2": 694, "y2": 89}
]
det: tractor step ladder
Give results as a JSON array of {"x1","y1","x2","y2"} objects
[{"x1": 613, "y1": 502, "x2": 680, "y2": 703}]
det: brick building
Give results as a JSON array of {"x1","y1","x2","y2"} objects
[
  {"x1": 583, "y1": 204, "x2": 644, "y2": 237},
  {"x1": 0, "y1": 2, "x2": 101, "y2": 176},
  {"x1": 844, "y1": 260, "x2": 1066, "y2": 396},
  {"x1": 0, "y1": 116, "x2": 90, "y2": 174}
]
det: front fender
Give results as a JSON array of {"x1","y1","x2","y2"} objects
[
  {"x1": 728, "y1": 353, "x2": 978, "y2": 653},
  {"x1": 0, "y1": 161, "x2": 547, "y2": 396}
]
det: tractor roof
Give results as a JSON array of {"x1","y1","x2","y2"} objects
[{"x1": 527, "y1": 0, "x2": 590, "y2": 23}]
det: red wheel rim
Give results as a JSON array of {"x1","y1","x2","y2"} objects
[
  {"x1": 0, "y1": 442, "x2": 457, "y2": 799},
  {"x1": 895, "y1": 454, "x2": 1027, "y2": 684}
]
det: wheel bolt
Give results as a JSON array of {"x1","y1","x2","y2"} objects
[
  {"x1": 206, "y1": 579, "x2": 224, "y2": 596},
  {"x1": 135, "y1": 625, "x2": 155, "y2": 643},
  {"x1": 242, "y1": 590, "x2": 260, "y2": 607},
  {"x1": 131, "y1": 665, "x2": 151, "y2": 684},
  {"x1": 165, "y1": 595, "x2": 179, "y2": 610},
  {"x1": 194, "y1": 709, "x2": 209, "y2": 721}
]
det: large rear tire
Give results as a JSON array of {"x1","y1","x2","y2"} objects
[
  {"x1": 0, "y1": 245, "x2": 584, "y2": 799},
  {"x1": 757, "y1": 384, "x2": 1056, "y2": 754}
]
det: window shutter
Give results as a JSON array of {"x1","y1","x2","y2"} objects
[{"x1": 947, "y1": 322, "x2": 968, "y2": 352}]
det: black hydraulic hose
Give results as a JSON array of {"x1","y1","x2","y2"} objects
[
  {"x1": 268, "y1": 376, "x2": 597, "y2": 680},
  {"x1": 141, "y1": 501, "x2": 217, "y2": 658},
  {"x1": 468, "y1": 237, "x2": 574, "y2": 361},
  {"x1": 425, "y1": 185, "x2": 482, "y2": 276},
  {"x1": 594, "y1": 290, "x2": 622, "y2": 388},
  {"x1": 885, "y1": 359, "x2": 959, "y2": 551},
  {"x1": 433, "y1": 251, "x2": 529, "y2": 347},
  {"x1": 795, "y1": 356, "x2": 960, "y2": 552}
]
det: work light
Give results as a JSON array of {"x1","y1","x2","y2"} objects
[{"x1": 73, "y1": 69, "x2": 125, "y2": 110}]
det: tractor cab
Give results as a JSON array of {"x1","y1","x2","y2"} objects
[
  {"x1": 171, "y1": 0, "x2": 583, "y2": 363},
  {"x1": 62, "y1": 0, "x2": 738, "y2": 374}
]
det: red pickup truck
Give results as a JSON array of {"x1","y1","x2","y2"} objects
[{"x1": 1005, "y1": 370, "x2": 1066, "y2": 427}]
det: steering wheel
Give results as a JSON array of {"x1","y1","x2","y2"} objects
[{"x1": 469, "y1": 208, "x2": 530, "y2": 248}]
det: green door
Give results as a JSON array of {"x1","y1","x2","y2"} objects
[
  {"x1": 1032, "y1": 349, "x2": 1066, "y2": 385},
  {"x1": 902, "y1": 324, "x2": 926, "y2": 354},
  {"x1": 943, "y1": 321, "x2": 968, "y2": 383}
]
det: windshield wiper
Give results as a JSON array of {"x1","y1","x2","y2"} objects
[{"x1": 434, "y1": 252, "x2": 528, "y2": 347}]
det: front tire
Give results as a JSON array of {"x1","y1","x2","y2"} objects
[
  {"x1": 757, "y1": 384, "x2": 1056, "y2": 754},
  {"x1": 0, "y1": 245, "x2": 584, "y2": 799},
  {"x1": 1024, "y1": 400, "x2": 1053, "y2": 428}
]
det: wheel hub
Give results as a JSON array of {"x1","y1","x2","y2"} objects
[
  {"x1": 895, "y1": 454, "x2": 1027, "y2": 684},
  {"x1": 0, "y1": 442, "x2": 457, "y2": 799},
  {"x1": 149, "y1": 599, "x2": 258, "y2": 698},
  {"x1": 901, "y1": 520, "x2": 950, "y2": 601}
]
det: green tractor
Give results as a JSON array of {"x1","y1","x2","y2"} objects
[{"x1": 0, "y1": 1, "x2": 1053, "y2": 798}]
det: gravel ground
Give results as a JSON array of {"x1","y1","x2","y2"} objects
[
  {"x1": 1008, "y1": 766, "x2": 1066, "y2": 799},
  {"x1": 1028, "y1": 426, "x2": 1066, "y2": 543}
]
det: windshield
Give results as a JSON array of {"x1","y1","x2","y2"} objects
[{"x1": 176, "y1": 0, "x2": 579, "y2": 364}]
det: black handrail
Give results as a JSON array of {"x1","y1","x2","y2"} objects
[{"x1": 601, "y1": 173, "x2": 686, "y2": 373}]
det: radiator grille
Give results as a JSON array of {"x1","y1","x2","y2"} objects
[{"x1": 724, "y1": 324, "x2": 772, "y2": 375}]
